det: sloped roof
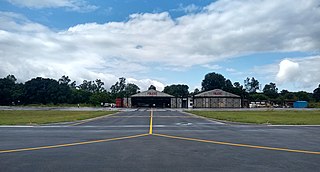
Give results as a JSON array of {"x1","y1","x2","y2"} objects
[
  {"x1": 195, "y1": 89, "x2": 240, "y2": 98},
  {"x1": 131, "y1": 89, "x2": 174, "y2": 97}
]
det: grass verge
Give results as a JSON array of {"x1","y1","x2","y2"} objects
[
  {"x1": 186, "y1": 110, "x2": 320, "y2": 125},
  {"x1": 0, "y1": 110, "x2": 117, "y2": 125}
]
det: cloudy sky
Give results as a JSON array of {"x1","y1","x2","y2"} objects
[{"x1": 0, "y1": 0, "x2": 319, "y2": 92}]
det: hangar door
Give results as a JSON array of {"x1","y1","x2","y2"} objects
[{"x1": 131, "y1": 97, "x2": 171, "y2": 108}]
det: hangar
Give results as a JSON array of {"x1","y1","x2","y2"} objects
[
  {"x1": 123, "y1": 89, "x2": 174, "y2": 108},
  {"x1": 193, "y1": 89, "x2": 241, "y2": 108},
  {"x1": 122, "y1": 89, "x2": 241, "y2": 108}
]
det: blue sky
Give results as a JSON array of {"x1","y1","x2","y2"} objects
[{"x1": 0, "y1": 0, "x2": 319, "y2": 92}]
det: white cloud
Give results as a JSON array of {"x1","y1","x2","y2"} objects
[
  {"x1": 127, "y1": 78, "x2": 165, "y2": 91},
  {"x1": 275, "y1": 56, "x2": 320, "y2": 90},
  {"x1": 254, "y1": 56, "x2": 320, "y2": 91},
  {"x1": 7, "y1": 0, "x2": 98, "y2": 12},
  {"x1": 172, "y1": 4, "x2": 201, "y2": 13},
  {"x1": 276, "y1": 59, "x2": 300, "y2": 83},
  {"x1": 202, "y1": 64, "x2": 222, "y2": 70},
  {"x1": 1, "y1": 0, "x2": 320, "y2": 90}
]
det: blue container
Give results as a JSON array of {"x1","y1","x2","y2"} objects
[{"x1": 293, "y1": 101, "x2": 308, "y2": 108}]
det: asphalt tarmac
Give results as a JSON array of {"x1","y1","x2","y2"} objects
[{"x1": 0, "y1": 109, "x2": 320, "y2": 171}]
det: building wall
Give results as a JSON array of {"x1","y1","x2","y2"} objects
[
  {"x1": 193, "y1": 97, "x2": 241, "y2": 108},
  {"x1": 122, "y1": 98, "x2": 132, "y2": 108},
  {"x1": 170, "y1": 98, "x2": 182, "y2": 108}
]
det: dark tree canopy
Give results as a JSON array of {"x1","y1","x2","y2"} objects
[
  {"x1": 313, "y1": 84, "x2": 320, "y2": 102},
  {"x1": 148, "y1": 85, "x2": 156, "y2": 90},
  {"x1": 163, "y1": 84, "x2": 189, "y2": 97},
  {"x1": 0, "y1": 74, "x2": 319, "y2": 107},
  {"x1": 110, "y1": 77, "x2": 126, "y2": 96},
  {"x1": 24, "y1": 77, "x2": 71, "y2": 104},
  {"x1": 125, "y1": 83, "x2": 140, "y2": 96},
  {"x1": 0, "y1": 75, "x2": 18, "y2": 105},
  {"x1": 110, "y1": 77, "x2": 140, "y2": 98},
  {"x1": 263, "y1": 82, "x2": 278, "y2": 99},
  {"x1": 201, "y1": 72, "x2": 227, "y2": 91},
  {"x1": 244, "y1": 77, "x2": 260, "y2": 93}
]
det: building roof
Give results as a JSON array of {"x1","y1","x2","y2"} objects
[
  {"x1": 195, "y1": 89, "x2": 240, "y2": 98},
  {"x1": 131, "y1": 89, "x2": 174, "y2": 97}
]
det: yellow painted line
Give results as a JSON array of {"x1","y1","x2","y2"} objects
[
  {"x1": 149, "y1": 109, "x2": 153, "y2": 135},
  {"x1": 153, "y1": 133, "x2": 320, "y2": 155},
  {"x1": 70, "y1": 112, "x2": 118, "y2": 126},
  {"x1": 0, "y1": 133, "x2": 148, "y2": 154}
]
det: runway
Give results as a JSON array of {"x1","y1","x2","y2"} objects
[{"x1": 1, "y1": 109, "x2": 320, "y2": 171}]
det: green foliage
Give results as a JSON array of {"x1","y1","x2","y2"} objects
[
  {"x1": 148, "y1": 85, "x2": 156, "y2": 90},
  {"x1": 188, "y1": 110, "x2": 320, "y2": 125},
  {"x1": 0, "y1": 74, "x2": 319, "y2": 107},
  {"x1": 313, "y1": 84, "x2": 320, "y2": 102},
  {"x1": 249, "y1": 93, "x2": 269, "y2": 101},
  {"x1": 23, "y1": 77, "x2": 72, "y2": 105},
  {"x1": 125, "y1": 83, "x2": 140, "y2": 97},
  {"x1": 163, "y1": 84, "x2": 189, "y2": 97},
  {"x1": 0, "y1": 75, "x2": 19, "y2": 105},
  {"x1": 201, "y1": 72, "x2": 227, "y2": 91},
  {"x1": 244, "y1": 77, "x2": 260, "y2": 93},
  {"x1": 0, "y1": 110, "x2": 117, "y2": 125},
  {"x1": 263, "y1": 82, "x2": 278, "y2": 99},
  {"x1": 110, "y1": 77, "x2": 140, "y2": 98},
  {"x1": 89, "y1": 92, "x2": 113, "y2": 105}
]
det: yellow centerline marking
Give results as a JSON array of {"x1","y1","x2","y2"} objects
[
  {"x1": 0, "y1": 133, "x2": 148, "y2": 154},
  {"x1": 149, "y1": 109, "x2": 153, "y2": 135},
  {"x1": 153, "y1": 133, "x2": 320, "y2": 155}
]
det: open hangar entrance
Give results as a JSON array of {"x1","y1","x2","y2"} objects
[
  {"x1": 124, "y1": 89, "x2": 174, "y2": 108},
  {"x1": 131, "y1": 97, "x2": 171, "y2": 108}
]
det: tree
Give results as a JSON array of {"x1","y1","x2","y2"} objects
[
  {"x1": 313, "y1": 84, "x2": 320, "y2": 102},
  {"x1": 263, "y1": 82, "x2": 278, "y2": 99},
  {"x1": 58, "y1": 75, "x2": 71, "y2": 85},
  {"x1": 294, "y1": 91, "x2": 311, "y2": 101},
  {"x1": 125, "y1": 83, "x2": 140, "y2": 96},
  {"x1": 163, "y1": 84, "x2": 189, "y2": 97},
  {"x1": 110, "y1": 78, "x2": 126, "y2": 93},
  {"x1": 95, "y1": 79, "x2": 105, "y2": 93},
  {"x1": 244, "y1": 77, "x2": 260, "y2": 93},
  {"x1": 89, "y1": 91, "x2": 113, "y2": 105},
  {"x1": 148, "y1": 85, "x2": 156, "y2": 90},
  {"x1": 249, "y1": 93, "x2": 269, "y2": 101},
  {"x1": 230, "y1": 81, "x2": 247, "y2": 99},
  {"x1": 24, "y1": 77, "x2": 70, "y2": 104},
  {"x1": 0, "y1": 75, "x2": 18, "y2": 105},
  {"x1": 201, "y1": 72, "x2": 227, "y2": 91},
  {"x1": 110, "y1": 77, "x2": 127, "y2": 98}
]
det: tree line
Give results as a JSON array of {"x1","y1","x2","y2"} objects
[
  {"x1": 1, "y1": 73, "x2": 320, "y2": 106},
  {"x1": 0, "y1": 75, "x2": 140, "y2": 106}
]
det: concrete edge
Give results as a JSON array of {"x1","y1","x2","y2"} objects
[{"x1": 182, "y1": 110, "x2": 320, "y2": 127}]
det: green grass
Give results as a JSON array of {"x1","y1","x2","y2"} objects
[
  {"x1": 18, "y1": 103, "x2": 96, "y2": 107},
  {"x1": 0, "y1": 110, "x2": 117, "y2": 125},
  {"x1": 187, "y1": 110, "x2": 320, "y2": 125}
]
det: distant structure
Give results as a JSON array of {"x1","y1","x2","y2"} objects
[
  {"x1": 121, "y1": 89, "x2": 241, "y2": 108},
  {"x1": 193, "y1": 89, "x2": 241, "y2": 108}
]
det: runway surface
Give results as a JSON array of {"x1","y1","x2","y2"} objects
[{"x1": 1, "y1": 109, "x2": 320, "y2": 171}]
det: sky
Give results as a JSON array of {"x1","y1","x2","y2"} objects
[{"x1": 0, "y1": 0, "x2": 320, "y2": 92}]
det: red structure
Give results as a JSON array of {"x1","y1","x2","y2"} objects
[{"x1": 116, "y1": 98, "x2": 123, "y2": 108}]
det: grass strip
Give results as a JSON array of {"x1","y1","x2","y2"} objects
[
  {"x1": 0, "y1": 110, "x2": 117, "y2": 125},
  {"x1": 187, "y1": 110, "x2": 320, "y2": 125}
]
